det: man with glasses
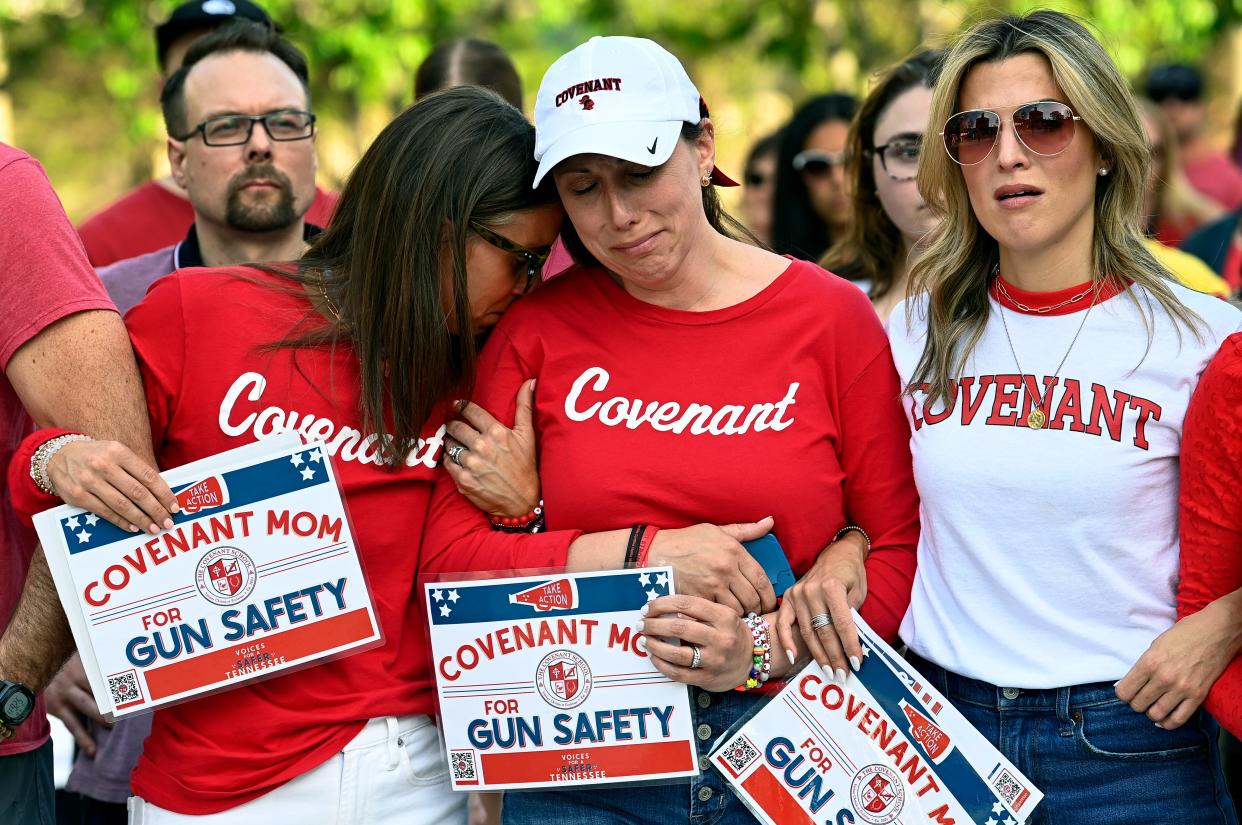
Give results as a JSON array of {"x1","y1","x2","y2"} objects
[
  {"x1": 91, "y1": 19, "x2": 321, "y2": 312},
  {"x1": 42, "y1": 22, "x2": 323, "y2": 824},
  {"x1": 76, "y1": 0, "x2": 337, "y2": 268},
  {"x1": 1145, "y1": 63, "x2": 1242, "y2": 210}
]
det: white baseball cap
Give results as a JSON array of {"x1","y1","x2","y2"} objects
[{"x1": 532, "y1": 36, "x2": 738, "y2": 188}]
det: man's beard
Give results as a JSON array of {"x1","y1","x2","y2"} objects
[{"x1": 225, "y1": 165, "x2": 299, "y2": 232}]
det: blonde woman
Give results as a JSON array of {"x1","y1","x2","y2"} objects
[{"x1": 888, "y1": 11, "x2": 1240, "y2": 820}]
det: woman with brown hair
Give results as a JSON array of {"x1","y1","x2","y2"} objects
[
  {"x1": 424, "y1": 35, "x2": 920, "y2": 825},
  {"x1": 9, "y1": 87, "x2": 569, "y2": 823},
  {"x1": 821, "y1": 49, "x2": 945, "y2": 322},
  {"x1": 1138, "y1": 98, "x2": 1223, "y2": 247}
]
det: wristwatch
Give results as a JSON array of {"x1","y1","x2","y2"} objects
[{"x1": 0, "y1": 680, "x2": 36, "y2": 738}]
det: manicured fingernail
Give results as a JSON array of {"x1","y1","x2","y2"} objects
[
  {"x1": 169, "y1": 502, "x2": 180, "y2": 513},
  {"x1": 148, "y1": 523, "x2": 160, "y2": 534},
  {"x1": 850, "y1": 656, "x2": 861, "y2": 672},
  {"x1": 636, "y1": 620, "x2": 644, "y2": 631},
  {"x1": 163, "y1": 518, "x2": 174, "y2": 529},
  {"x1": 835, "y1": 668, "x2": 848, "y2": 684},
  {"x1": 639, "y1": 603, "x2": 649, "y2": 617},
  {"x1": 128, "y1": 524, "x2": 139, "y2": 533},
  {"x1": 786, "y1": 648, "x2": 796, "y2": 666}
]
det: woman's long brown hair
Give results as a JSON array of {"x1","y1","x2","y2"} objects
[
  {"x1": 821, "y1": 49, "x2": 944, "y2": 300},
  {"x1": 265, "y1": 86, "x2": 558, "y2": 466}
]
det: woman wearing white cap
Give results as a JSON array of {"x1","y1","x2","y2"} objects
[{"x1": 423, "y1": 36, "x2": 920, "y2": 822}]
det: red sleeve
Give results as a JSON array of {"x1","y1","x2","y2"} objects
[
  {"x1": 6, "y1": 428, "x2": 81, "y2": 524},
  {"x1": 1178, "y1": 332, "x2": 1242, "y2": 736},
  {"x1": 0, "y1": 153, "x2": 115, "y2": 368},
  {"x1": 836, "y1": 340, "x2": 920, "y2": 643},
  {"x1": 122, "y1": 274, "x2": 187, "y2": 455},
  {"x1": 421, "y1": 324, "x2": 582, "y2": 579}
]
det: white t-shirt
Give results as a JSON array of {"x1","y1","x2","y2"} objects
[{"x1": 888, "y1": 278, "x2": 1242, "y2": 688}]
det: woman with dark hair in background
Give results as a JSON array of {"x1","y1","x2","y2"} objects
[
  {"x1": 415, "y1": 37, "x2": 523, "y2": 109},
  {"x1": 770, "y1": 92, "x2": 858, "y2": 260},
  {"x1": 822, "y1": 49, "x2": 944, "y2": 322},
  {"x1": 739, "y1": 130, "x2": 781, "y2": 245}
]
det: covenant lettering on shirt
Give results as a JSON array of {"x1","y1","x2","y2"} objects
[
  {"x1": 218, "y1": 371, "x2": 444, "y2": 468},
  {"x1": 907, "y1": 374, "x2": 1160, "y2": 449},
  {"x1": 888, "y1": 282, "x2": 1242, "y2": 688},
  {"x1": 422, "y1": 260, "x2": 921, "y2": 646},
  {"x1": 564, "y1": 366, "x2": 798, "y2": 435}
]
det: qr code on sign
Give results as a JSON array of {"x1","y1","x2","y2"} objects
[
  {"x1": 450, "y1": 750, "x2": 477, "y2": 782},
  {"x1": 991, "y1": 768, "x2": 1023, "y2": 806},
  {"x1": 720, "y1": 735, "x2": 760, "y2": 775},
  {"x1": 107, "y1": 671, "x2": 140, "y2": 705}
]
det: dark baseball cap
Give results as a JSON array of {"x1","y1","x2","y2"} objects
[
  {"x1": 155, "y1": 0, "x2": 278, "y2": 69},
  {"x1": 1145, "y1": 64, "x2": 1204, "y2": 103}
]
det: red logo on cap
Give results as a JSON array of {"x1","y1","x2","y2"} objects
[{"x1": 554, "y1": 77, "x2": 622, "y2": 107}]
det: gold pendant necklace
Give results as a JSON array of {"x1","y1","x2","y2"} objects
[{"x1": 995, "y1": 275, "x2": 1099, "y2": 430}]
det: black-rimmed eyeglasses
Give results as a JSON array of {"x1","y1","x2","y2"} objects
[
  {"x1": 871, "y1": 138, "x2": 922, "y2": 181},
  {"x1": 177, "y1": 109, "x2": 317, "y2": 147},
  {"x1": 470, "y1": 222, "x2": 553, "y2": 295}
]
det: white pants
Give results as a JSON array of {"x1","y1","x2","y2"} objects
[{"x1": 128, "y1": 715, "x2": 466, "y2": 825}]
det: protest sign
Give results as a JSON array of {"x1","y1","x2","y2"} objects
[
  {"x1": 425, "y1": 568, "x2": 698, "y2": 791},
  {"x1": 711, "y1": 613, "x2": 1042, "y2": 825},
  {"x1": 34, "y1": 436, "x2": 381, "y2": 719}
]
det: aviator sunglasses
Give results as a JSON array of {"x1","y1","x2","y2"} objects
[{"x1": 940, "y1": 100, "x2": 1082, "y2": 166}]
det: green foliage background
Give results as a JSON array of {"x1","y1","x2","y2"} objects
[{"x1": 1, "y1": 0, "x2": 1239, "y2": 220}]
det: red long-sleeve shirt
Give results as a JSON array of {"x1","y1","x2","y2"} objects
[
  {"x1": 1178, "y1": 331, "x2": 1242, "y2": 736},
  {"x1": 10, "y1": 265, "x2": 575, "y2": 813},
  {"x1": 422, "y1": 260, "x2": 920, "y2": 643}
]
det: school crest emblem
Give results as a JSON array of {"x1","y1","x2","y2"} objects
[{"x1": 535, "y1": 649, "x2": 592, "y2": 709}]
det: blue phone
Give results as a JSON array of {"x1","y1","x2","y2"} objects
[{"x1": 743, "y1": 533, "x2": 795, "y2": 597}]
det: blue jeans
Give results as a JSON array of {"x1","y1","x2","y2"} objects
[
  {"x1": 908, "y1": 651, "x2": 1238, "y2": 825},
  {"x1": 503, "y1": 688, "x2": 764, "y2": 825}
]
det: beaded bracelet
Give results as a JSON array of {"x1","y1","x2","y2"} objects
[
  {"x1": 736, "y1": 612, "x2": 772, "y2": 691},
  {"x1": 30, "y1": 433, "x2": 93, "y2": 496},
  {"x1": 833, "y1": 524, "x2": 871, "y2": 556},
  {"x1": 490, "y1": 500, "x2": 545, "y2": 533}
]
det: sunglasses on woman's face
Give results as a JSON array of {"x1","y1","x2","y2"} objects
[
  {"x1": 940, "y1": 100, "x2": 1083, "y2": 166},
  {"x1": 470, "y1": 222, "x2": 552, "y2": 295},
  {"x1": 792, "y1": 149, "x2": 849, "y2": 176}
]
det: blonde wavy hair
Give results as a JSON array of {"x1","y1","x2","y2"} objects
[{"x1": 908, "y1": 10, "x2": 1201, "y2": 405}]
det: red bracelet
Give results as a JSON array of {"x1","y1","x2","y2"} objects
[
  {"x1": 489, "y1": 500, "x2": 544, "y2": 528},
  {"x1": 635, "y1": 525, "x2": 660, "y2": 567}
]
